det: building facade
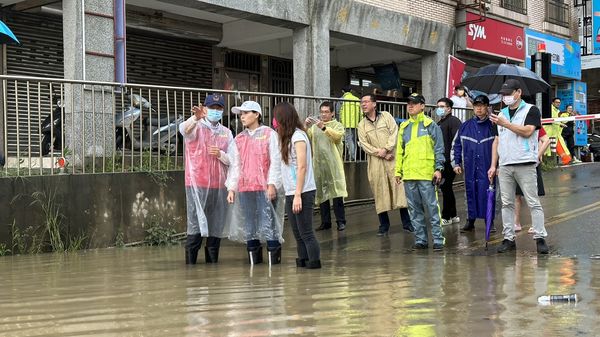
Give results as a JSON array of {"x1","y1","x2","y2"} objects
[{"x1": 0, "y1": 0, "x2": 584, "y2": 156}]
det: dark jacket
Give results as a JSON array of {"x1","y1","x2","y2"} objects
[
  {"x1": 437, "y1": 114, "x2": 462, "y2": 162},
  {"x1": 0, "y1": 151, "x2": 4, "y2": 167}
]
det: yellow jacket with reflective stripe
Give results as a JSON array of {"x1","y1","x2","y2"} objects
[
  {"x1": 395, "y1": 112, "x2": 445, "y2": 180},
  {"x1": 339, "y1": 92, "x2": 361, "y2": 128}
]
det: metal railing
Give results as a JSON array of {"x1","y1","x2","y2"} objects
[
  {"x1": 0, "y1": 75, "x2": 471, "y2": 177},
  {"x1": 546, "y1": 1, "x2": 570, "y2": 28},
  {"x1": 500, "y1": 0, "x2": 527, "y2": 15}
]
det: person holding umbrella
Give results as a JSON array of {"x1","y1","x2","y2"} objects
[
  {"x1": 489, "y1": 79, "x2": 549, "y2": 254},
  {"x1": 451, "y1": 95, "x2": 498, "y2": 233}
]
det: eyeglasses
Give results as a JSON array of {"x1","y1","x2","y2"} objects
[{"x1": 437, "y1": 105, "x2": 446, "y2": 108}]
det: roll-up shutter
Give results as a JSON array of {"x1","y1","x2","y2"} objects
[
  {"x1": 2, "y1": 11, "x2": 63, "y2": 156},
  {"x1": 126, "y1": 29, "x2": 213, "y2": 89}
]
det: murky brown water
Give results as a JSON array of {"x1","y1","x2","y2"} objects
[
  {"x1": 1, "y1": 244, "x2": 599, "y2": 337},
  {"x1": 3, "y1": 164, "x2": 600, "y2": 336}
]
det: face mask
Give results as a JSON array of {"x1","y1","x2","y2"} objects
[
  {"x1": 272, "y1": 118, "x2": 279, "y2": 129},
  {"x1": 435, "y1": 108, "x2": 446, "y2": 117},
  {"x1": 502, "y1": 95, "x2": 516, "y2": 106},
  {"x1": 206, "y1": 109, "x2": 223, "y2": 122}
]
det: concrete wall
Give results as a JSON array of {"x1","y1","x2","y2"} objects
[{"x1": 0, "y1": 162, "x2": 373, "y2": 249}]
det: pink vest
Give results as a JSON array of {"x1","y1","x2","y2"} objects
[
  {"x1": 184, "y1": 123, "x2": 232, "y2": 188},
  {"x1": 235, "y1": 126, "x2": 272, "y2": 192}
]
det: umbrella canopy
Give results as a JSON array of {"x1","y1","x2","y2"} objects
[
  {"x1": 461, "y1": 64, "x2": 550, "y2": 97},
  {"x1": 0, "y1": 20, "x2": 19, "y2": 45},
  {"x1": 468, "y1": 89, "x2": 502, "y2": 105},
  {"x1": 485, "y1": 184, "x2": 496, "y2": 246}
]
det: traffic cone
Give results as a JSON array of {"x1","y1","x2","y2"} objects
[{"x1": 555, "y1": 136, "x2": 572, "y2": 165}]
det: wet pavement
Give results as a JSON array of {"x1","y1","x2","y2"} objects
[{"x1": 2, "y1": 163, "x2": 600, "y2": 336}]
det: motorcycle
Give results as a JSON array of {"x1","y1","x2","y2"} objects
[
  {"x1": 40, "y1": 97, "x2": 64, "y2": 156},
  {"x1": 114, "y1": 94, "x2": 183, "y2": 154}
]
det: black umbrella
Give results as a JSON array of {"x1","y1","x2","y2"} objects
[{"x1": 461, "y1": 64, "x2": 550, "y2": 96}]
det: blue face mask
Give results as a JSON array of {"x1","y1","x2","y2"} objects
[
  {"x1": 435, "y1": 107, "x2": 446, "y2": 117},
  {"x1": 206, "y1": 109, "x2": 223, "y2": 122}
]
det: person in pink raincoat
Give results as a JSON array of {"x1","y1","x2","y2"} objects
[
  {"x1": 226, "y1": 101, "x2": 284, "y2": 266},
  {"x1": 179, "y1": 93, "x2": 233, "y2": 265}
]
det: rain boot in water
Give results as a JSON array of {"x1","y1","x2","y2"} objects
[
  {"x1": 204, "y1": 237, "x2": 221, "y2": 263},
  {"x1": 267, "y1": 245, "x2": 282, "y2": 265},
  {"x1": 248, "y1": 244, "x2": 262, "y2": 265},
  {"x1": 185, "y1": 234, "x2": 202, "y2": 265}
]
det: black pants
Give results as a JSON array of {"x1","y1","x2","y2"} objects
[
  {"x1": 319, "y1": 197, "x2": 346, "y2": 225},
  {"x1": 377, "y1": 208, "x2": 412, "y2": 232},
  {"x1": 286, "y1": 191, "x2": 320, "y2": 262},
  {"x1": 440, "y1": 163, "x2": 457, "y2": 220},
  {"x1": 563, "y1": 131, "x2": 575, "y2": 157}
]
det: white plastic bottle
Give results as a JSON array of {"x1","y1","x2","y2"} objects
[{"x1": 537, "y1": 294, "x2": 578, "y2": 305}]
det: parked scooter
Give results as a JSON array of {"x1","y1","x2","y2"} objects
[
  {"x1": 114, "y1": 94, "x2": 183, "y2": 154},
  {"x1": 40, "y1": 97, "x2": 63, "y2": 156}
]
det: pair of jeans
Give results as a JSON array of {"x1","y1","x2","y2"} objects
[
  {"x1": 404, "y1": 180, "x2": 444, "y2": 245},
  {"x1": 498, "y1": 164, "x2": 547, "y2": 240},
  {"x1": 319, "y1": 197, "x2": 346, "y2": 226},
  {"x1": 238, "y1": 191, "x2": 280, "y2": 242},
  {"x1": 286, "y1": 190, "x2": 320, "y2": 262},
  {"x1": 377, "y1": 208, "x2": 412, "y2": 233},
  {"x1": 344, "y1": 128, "x2": 357, "y2": 161},
  {"x1": 440, "y1": 163, "x2": 457, "y2": 220}
]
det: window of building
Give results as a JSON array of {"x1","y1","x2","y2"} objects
[
  {"x1": 500, "y1": 0, "x2": 527, "y2": 15},
  {"x1": 546, "y1": 0, "x2": 571, "y2": 28}
]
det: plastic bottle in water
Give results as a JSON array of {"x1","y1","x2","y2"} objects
[{"x1": 537, "y1": 294, "x2": 578, "y2": 304}]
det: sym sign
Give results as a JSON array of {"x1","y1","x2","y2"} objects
[{"x1": 465, "y1": 13, "x2": 525, "y2": 62}]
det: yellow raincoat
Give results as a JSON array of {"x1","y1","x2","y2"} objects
[
  {"x1": 546, "y1": 105, "x2": 570, "y2": 156},
  {"x1": 357, "y1": 111, "x2": 408, "y2": 214},
  {"x1": 307, "y1": 119, "x2": 348, "y2": 205}
]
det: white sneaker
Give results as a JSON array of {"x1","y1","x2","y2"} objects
[
  {"x1": 573, "y1": 158, "x2": 581, "y2": 163},
  {"x1": 451, "y1": 216, "x2": 460, "y2": 224},
  {"x1": 441, "y1": 218, "x2": 452, "y2": 226}
]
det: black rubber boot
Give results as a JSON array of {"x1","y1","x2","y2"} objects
[
  {"x1": 185, "y1": 234, "x2": 202, "y2": 265},
  {"x1": 204, "y1": 237, "x2": 221, "y2": 263},
  {"x1": 306, "y1": 260, "x2": 322, "y2": 269},
  {"x1": 267, "y1": 246, "x2": 282, "y2": 265},
  {"x1": 247, "y1": 244, "x2": 263, "y2": 265}
]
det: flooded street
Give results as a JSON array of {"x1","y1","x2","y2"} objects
[{"x1": 2, "y1": 163, "x2": 600, "y2": 336}]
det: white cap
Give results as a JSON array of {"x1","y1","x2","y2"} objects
[{"x1": 231, "y1": 101, "x2": 262, "y2": 115}]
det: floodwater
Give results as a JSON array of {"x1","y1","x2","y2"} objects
[{"x1": 2, "y1": 164, "x2": 600, "y2": 336}]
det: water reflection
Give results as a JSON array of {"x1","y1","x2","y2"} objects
[{"x1": 1, "y1": 246, "x2": 600, "y2": 336}]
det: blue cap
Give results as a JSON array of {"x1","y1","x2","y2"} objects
[{"x1": 204, "y1": 93, "x2": 225, "y2": 108}]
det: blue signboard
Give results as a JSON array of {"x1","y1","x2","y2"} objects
[
  {"x1": 573, "y1": 82, "x2": 588, "y2": 147},
  {"x1": 556, "y1": 81, "x2": 587, "y2": 147},
  {"x1": 594, "y1": 0, "x2": 600, "y2": 54},
  {"x1": 524, "y1": 28, "x2": 581, "y2": 80}
]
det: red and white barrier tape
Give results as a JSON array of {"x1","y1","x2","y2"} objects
[{"x1": 541, "y1": 113, "x2": 600, "y2": 124}]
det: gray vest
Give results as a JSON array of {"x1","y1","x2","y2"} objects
[{"x1": 497, "y1": 102, "x2": 539, "y2": 166}]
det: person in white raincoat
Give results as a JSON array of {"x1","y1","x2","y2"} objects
[
  {"x1": 179, "y1": 93, "x2": 233, "y2": 264},
  {"x1": 306, "y1": 101, "x2": 348, "y2": 232},
  {"x1": 226, "y1": 101, "x2": 285, "y2": 265}
]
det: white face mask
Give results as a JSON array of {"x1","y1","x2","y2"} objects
[{"x1": 502, "y1": 95, "x2": 516, "y2": 106}]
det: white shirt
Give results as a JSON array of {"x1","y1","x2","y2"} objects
[
  {"x1": 450, "y1": 95, "x2": 468, "y2": 109},
  {"x1": 281, "y1": 129, "x2": 317, "y2": 196}
]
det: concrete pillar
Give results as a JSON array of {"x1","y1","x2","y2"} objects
[
  {"x1": 421, "y1": 51, "x2": 449, "y2": 105},
  {"x1": 63, "y1": 0, "x2": 115, "y2": 167},
  {"x1": 293, "y1": 22, "x2": 330, "y2": 98}
]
